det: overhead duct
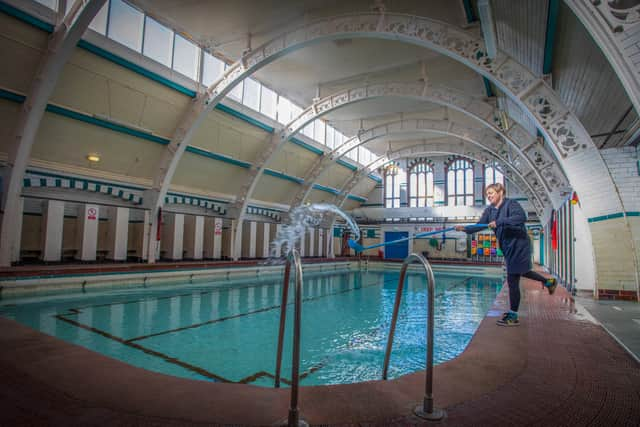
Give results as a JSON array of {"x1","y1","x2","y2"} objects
[{"x1": 477, "y1": 0, "x2": 498, "y2": 59}]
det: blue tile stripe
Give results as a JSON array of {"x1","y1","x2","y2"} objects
[
  {"x1": 214, "y1": 103, "x2": 275, "y2": 133},
  {"x1": 290, "y1": 137, "x2": 324, "y2": 155},
  {"x1": 588, "y1": 212, "x2": 640, "y2": 223},
  {"x1": 185, "y1": 146, "x2": 251, "y2": 168},
  {"x1": 263, "y1": 169, "x2": 304, "y2": 184},
  {"x1": 347, "y1": 194, "x2": 367, "y2": 202},
  {"x1": 0, "y1": 1, "x2": 54, "y2": 32},
  {"x1": 312, "y1": 184, "x2": 340, "y2": 195}
]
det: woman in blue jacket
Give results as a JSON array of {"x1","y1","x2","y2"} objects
[{"x1": 456, "y1": 183, "x2": 557, "y2": 326}]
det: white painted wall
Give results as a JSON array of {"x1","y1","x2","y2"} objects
[{"x1": 573, "y1": 204, "x2": 596, "y2": 293}]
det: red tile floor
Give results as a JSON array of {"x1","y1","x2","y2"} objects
[{"x1": 0, "y1": 272, "x2": 638, "y2": 426}]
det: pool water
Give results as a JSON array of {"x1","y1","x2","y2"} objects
[{"x1": 0, "y1": 269, "x2": 502, "y2": 386}]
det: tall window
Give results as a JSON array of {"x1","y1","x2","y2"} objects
[
  {"x1": 484, "y1": 163, "x2": 505, "y2": 203},
  {"x1": 384, "y1": 164, "x2": 402, "y2": 208},
  {"x1": 446, "y1": 158, "x2": 474, "y2": 206},
  {"x1": 408, "y1": 159, "x2": 434, "y2": 207}
]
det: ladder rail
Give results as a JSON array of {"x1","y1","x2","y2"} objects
[
  {"x1": 274, "y1": 249, "x2": 304, "y2": 426},
  {"x1": 381, "y1": 252, "x2": 445, "y2": 420}
]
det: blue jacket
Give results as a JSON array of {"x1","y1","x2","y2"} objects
[{"x1": 466, "y1": 198, "x2": 531, "y2": 274}]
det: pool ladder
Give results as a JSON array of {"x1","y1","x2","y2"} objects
[
  {"x1": 382, "y1": 253, "x2": 446, "y2": 421},
  {"x1": 274, "y1": 249, "x2": 306, "y2": 427}
]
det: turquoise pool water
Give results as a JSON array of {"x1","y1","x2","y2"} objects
[{"x1": 0, "y1": 269, "x2": 502, "y2": 386}]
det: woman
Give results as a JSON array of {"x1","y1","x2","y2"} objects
[{"x1": 456, "y1": 183, "x2": 557, "y2": 327}]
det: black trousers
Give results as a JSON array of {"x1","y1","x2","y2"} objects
[{"x1": 506, "y1": 271, "x2": 548, "y2": 312}]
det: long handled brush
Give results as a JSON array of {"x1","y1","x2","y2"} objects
[{"x1": 348, "y1": 224, "x2": 489, "y2": 254}]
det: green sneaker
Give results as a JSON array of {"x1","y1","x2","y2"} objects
[
  {"x1": 544, "y1": 278, "x2": 558, "y2": 295},
  {"x1": 496, "y1": 312, "x2": 520, "y2": 327}
]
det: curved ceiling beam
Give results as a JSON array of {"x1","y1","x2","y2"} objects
[
  {"x1": 234, "y1": 80, "x2": 565, "y2": 217},
  {"x1": 149, "y1": 12, "x2": 618, "y2": 222},
  {"x1": 142, "y1": 11, "x2": 635, "y2": 282},
  {"x1": 229, "y1": 81, "x2": 558, "y2": 257},
  {"x1": 565, "y1": 0, "x2": 640, "y2": 115},
  {"x1": 0, "y1": 0, "x2": 107, "y2": 267},
  {"x1": 331, "y1": 137, "x2": 542, "y2": 218},
  {"x1": 289, "y1": 116, "x2": 559, "y2": 213}
]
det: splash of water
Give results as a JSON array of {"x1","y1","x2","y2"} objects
[{"x1": 269, "y1": 203, "x2": 360, "y2": 259}]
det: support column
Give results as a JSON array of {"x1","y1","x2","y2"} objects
[
  {"x1": 327, "y1": 227, "x2": 334, "y2": 258},
  {"x1": 184, "y1": 215, "x2": 204, "y2": 260},
  {"x1": 107, "y1": 207, "x2": 129, "y2": 261},
  {"x1": 474, "y1": 163, "x2": 485, "y2": 206},
  {"x1": 434, "y1": 160, "x2": 446, "y2": 207},
  {"x1": 161, "y1": 213, "x2": 184, "y2": 260},
  {"x1": 75, "y1": 204, "x2": 99, "y2": 261},
  {"x1": 40, "y1": 200, "x2": 64, "y2": 262},
  {"x1": 10, "y1": 197, "x2": 24, "y2": 263},
  {"x1": 255, "y1": 222, "x2": 266, "y2": 258},
  {"x1": 249, "y1": 221, "x2": 257, "y2": 258},
  {"x1": 142, "y1": 210, "x2": 151, "y2": 261},
  {"x1": 307, "y1": 227, "x2": 315, "y2": 257},
  {"x1": 272, "y1": 224, "x2": 282, "y2": 257},
  {"x1": 261, "y1": 223, "x2": 270, "y2": 258},
  {"x1": 299, "y1": 229, "x2": 306, "y2": 257},
  {"x1": 318, "y1": 228, "x2": 324, "y2": 257}
]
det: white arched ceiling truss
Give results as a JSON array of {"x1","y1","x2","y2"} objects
[
  {"x1": 333, "y1": 139, "x2": 540, "y2": 216},
  {"x1": 324, "y1": 141, "x2": 534, "y2": 232},
  {"x1": 289, "y1": 119, "x2": 546, "y2": 214},
  {"x1": 141, "y1": 11, "x2": 635, "y2": 281},
  {"x1": 0, "y1": 0, "x2": 107, "y2": 266},
  {"x1": 235, "y1": 83, "x2": 564, "y2": 220},
  {"x1": 229, "y1": 81, "x2": 563, "y2": 257},
  {"x1": 565, "y1": 0, "x2": 640, "y2": 115},
  {"x1": 288, "y1": 111, "x2": 566, "y2": 215}
]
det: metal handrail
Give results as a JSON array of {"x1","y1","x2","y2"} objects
[
  {"x1": 382, "y1": 253, "x2": 446, "y2": 421},
  {"x1": 274, "y1": 249, "x2": 305, "y2": 426}
]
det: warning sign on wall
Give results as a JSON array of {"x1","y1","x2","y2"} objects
[
  {"x1": 214, "y1": 220, "x2": 222, "y2": 235},
  {"x1": 87, "y1": 207, "x2": 97, "y2": 220}
]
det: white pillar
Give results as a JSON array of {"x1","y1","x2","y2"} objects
[
  {"x1": 184, "y1": 215, "x2": 204, "y2": 260},
  {"x1": 308, "y1": 227, "x2": 315, "y2": 257},
  {"x1": 107, "y1": 207, "x2": 129, "y2": 261},
  {"x1": 262, "y1": 223, "x2": 270, "y2": 258},
  {"x1": 213, "y1": 217, "x2": 222, "y2": 259},
  {"x1": 249, "y1": 221, "x2": 257, "y2": 258},
  {"x1": 40, "y1": 200, "x2": 64, "y2": 262},
  {"x1": 273, "y1": 224, "x2": 282, "y2": 257},
  {"x1": 142, "y1": 210, "x2": 151, "y2": 261},
  {"x1": 326, "y1": 228, "x2": 334, "y2": 258},
  {"x1": 172, "y1": 213, "x2": 184, "y2": 260},
  {"x1": 318, "y1": 228, "x2": 324, "y2": 257},
  {"x1": 11, "y1": 197, "x2": 24, "y2": 263},
  {"x1": 76, "y1": 204, "x2": 99, "y2": 261}
]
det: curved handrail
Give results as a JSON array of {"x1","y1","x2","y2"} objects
[
  {"x1": 382, "y1": 253, "x2": 446, "y2": 421},
  {"x1": 274, "y1": 249, "x2": 305, "y2": 426}
]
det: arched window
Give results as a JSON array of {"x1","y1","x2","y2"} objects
[
  {"x1": 446, "y1": 157, "x2": 474, "y2": 206},
  {"x1": 408, "y1": 158, "x2": 434, "y2": 207},
  {"x1": 484, "y1": 162, "x2": 505, "y2": 204},
  {"x1": 384, "y1": 163, "x2": 401, "y2": 208}
]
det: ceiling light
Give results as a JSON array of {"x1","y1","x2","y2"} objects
[{"x1": 87, "y1": 154, "x2": 100, "y2": 163}]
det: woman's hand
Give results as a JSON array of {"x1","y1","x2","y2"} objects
[{"x1": 488, "y1": 221, "x2": 497, "y2": 229}]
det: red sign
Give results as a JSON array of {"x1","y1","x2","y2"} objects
[
  {"x1": 214, "y1": 221, "x2": 222, "y2": 235},
  {"x1": 87, "y1": 207, "x2": 97, "y2": 220}
]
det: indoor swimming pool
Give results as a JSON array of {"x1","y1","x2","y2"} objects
[{"x1": 0, "y1": 268, "x2": 503, "y2": 386}]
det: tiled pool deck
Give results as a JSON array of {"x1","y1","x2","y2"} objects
[{"x1": 0, "y1": 267, "x2": 638, "y2": 426}]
